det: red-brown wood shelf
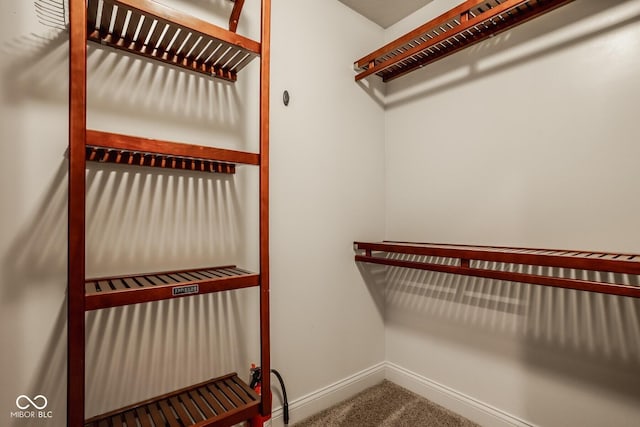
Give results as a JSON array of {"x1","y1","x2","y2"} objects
[
  {"x1": 86, "y1": 145, "x2": 236, "y2": 173},
  {"x1": 84, "y1": 372, "x2": 260, "y2": 427},
  {"x1": 354, "y1": 0, "x2": 574, "y2": 82},
  {"x1": 85, "y1": 130, "x2": 261, "y2": 174},
  {"x1": 354, "y1": 241, "x2": 640, "y2": 298},
  {"x1": 87, "y1": 0, "x2": 260, "y2": 82},
  {"x1": 85, "y1": 265, "x2": 259, "y2": 310}
]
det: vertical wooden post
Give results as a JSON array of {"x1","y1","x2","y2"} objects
[
  {"x1": 259, "y1": 0, "x2": 272, "y2": 417},
  {"x1": 68, "y1": 0, "x2": 87, "y2": 425}
]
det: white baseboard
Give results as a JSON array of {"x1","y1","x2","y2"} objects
[
  {"x1": 269, "y1": 361, "x2": 534, "y2": 427},
  {"x1": 385, "y1": 362, "x2": 535, "y2": 427},
  {"x1": 270, "y1": 362, "x2": 386, "y2": 427}
]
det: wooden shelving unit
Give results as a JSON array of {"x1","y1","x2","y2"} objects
[
  {"x1": 354, "y1": 0, "x2": 574, "y2": 82},
  {"x1": 68, "y1": 0, "x2": 271, "y2": 425},
  {"x1": 354, "y1": 241, "x2": 640, "y2": 298},
  {"x1": 84, "y1": 373, "x2": 260, "y2": 427}
]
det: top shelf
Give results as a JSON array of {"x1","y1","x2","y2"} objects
[
  {"x1": 354, "y1": 0, "x2": 574, "y2": 82},
  {"x1": 354, "y1": 241, "x2": 640, "y2": 298},
  {"x1": 87, "y1": 0, "x2": 261, "y2": 82}
]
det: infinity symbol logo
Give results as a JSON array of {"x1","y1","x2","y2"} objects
[{"x1": 16, "y1": 395, "x2": 48, "y2": 410}]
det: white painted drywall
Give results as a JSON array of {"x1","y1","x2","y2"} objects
[
  {"x1": 269, "y1": 0, "x2": 386, "y2": 422},
  {"x1": 382, "y1": 0, "x2": 640, "y2": 426},
  {"x1": 0, "y1": 0, "x2": 385, "y2": 425},
  {"x1": 0, "y1": 1, "x2": 70, "y2": 424}
]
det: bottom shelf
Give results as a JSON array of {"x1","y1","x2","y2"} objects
[{"x1": 84, "y1": 373, "x2": 260, "y2": 427}]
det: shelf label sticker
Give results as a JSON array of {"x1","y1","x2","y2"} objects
[{"x1": 172, "y1": 284, "x2": 200, "y2": 297}]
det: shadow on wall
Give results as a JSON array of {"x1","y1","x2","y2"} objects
[
  {"x1": 84, "y1": 162, "x2": 246, "y2": 276},
  {"x1": 369, "y1": 0, "x2": 640, "y2": 108},
  {"x1": 85, "y1": 45, "x2": 246, "y2": 137},
  {"x1": 2, "y1": 159, "x2": 257, "y2": 422},
  {"x1": 2, "y1": 159, "x2": 247, "y2": 300},
  {"x1": 34, "y1": 0, "x2": 68, "y2": 31},
  {"x1": 1, "y1": 160, "x2": 68, "y2": 304},
  {"x1": 15, "y1": 301, "x2": 68, "y2": 427},
  {"x1": 82, "y1": 0, "x2": 249, "y2": 140},
  {"x1": 357, "y1": 255, "x2": 640, "y2": 399},
  {"x1": 10, "y1": 289, "x2": 255, "y2": 425},
  {"x1": 356, "y1": 260, "x2": 387, "y2": 317},
  {"x1": 29, "y1": 0, "x2": 237, "y2": 25},
  {"x1": 0, "y1": 29, "x2": 68, "y2": 103},
  {"x1": 84, "y1": 289, "x2": 256, "y2": 417},
  {"x1": 1, "y1": 7, "x2": 250, "y2": 140}
]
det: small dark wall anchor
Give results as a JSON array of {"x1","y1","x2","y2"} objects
[{"x1": 283, "y1": 90, "x2": 290, "y2": 106}]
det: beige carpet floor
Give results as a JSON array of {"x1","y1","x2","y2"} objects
[{"x1": 293, "y1": 380, "x2": 480, "y2": 427}]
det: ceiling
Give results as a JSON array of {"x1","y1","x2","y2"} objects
[{"x1": 338, "y1": 0, "x2": 433, "y2": 28}]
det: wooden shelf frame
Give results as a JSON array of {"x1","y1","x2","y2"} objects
[
  {"x1": 85, "y1": 266, "x2": 259, "y2": 310},
  {"x1": 68, "y1": 0, "x2": 272, "y2": 425},
  {"x1": 85, "y1": 130, "x2": 262, "y2": 174},
  {"x1": 84, "y1": 373, "x2": 260, "y2": 427},
  {"x1": 86, "y1": 145, "x2": 237, "y2": 173},
  {"x1": 354, "y1": 0, "x2": 574, "y2": 82},
  {"x1": 354, "y1": 241, "x2": 640, "y2": 298},
  {"x1": 88, "y1": 0, "x2": 261, "y2": 81},
  {"x1": 87, "y1": 130, "x2": 260, "y2": 165}
]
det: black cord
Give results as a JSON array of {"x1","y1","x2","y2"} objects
[
  {"x1": 271, "y1": 369, "x2": 289, "y2": 425},
  {"x1": 250, "y1": 366, "x2": 289, "y2": 425}
]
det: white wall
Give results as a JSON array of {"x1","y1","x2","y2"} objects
[
  {"x1": 382, "y1": 0, "x2": 640, "y2": 426},
  {"x1": 0, "y1": 1, "x2": 69, "y2": 424},
  {"x1": 269, "y1": 0, "x2": 386, "y2": 422},
  {"x1": 0, "y1": 0, "x2": 385, "y2": 425}
]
